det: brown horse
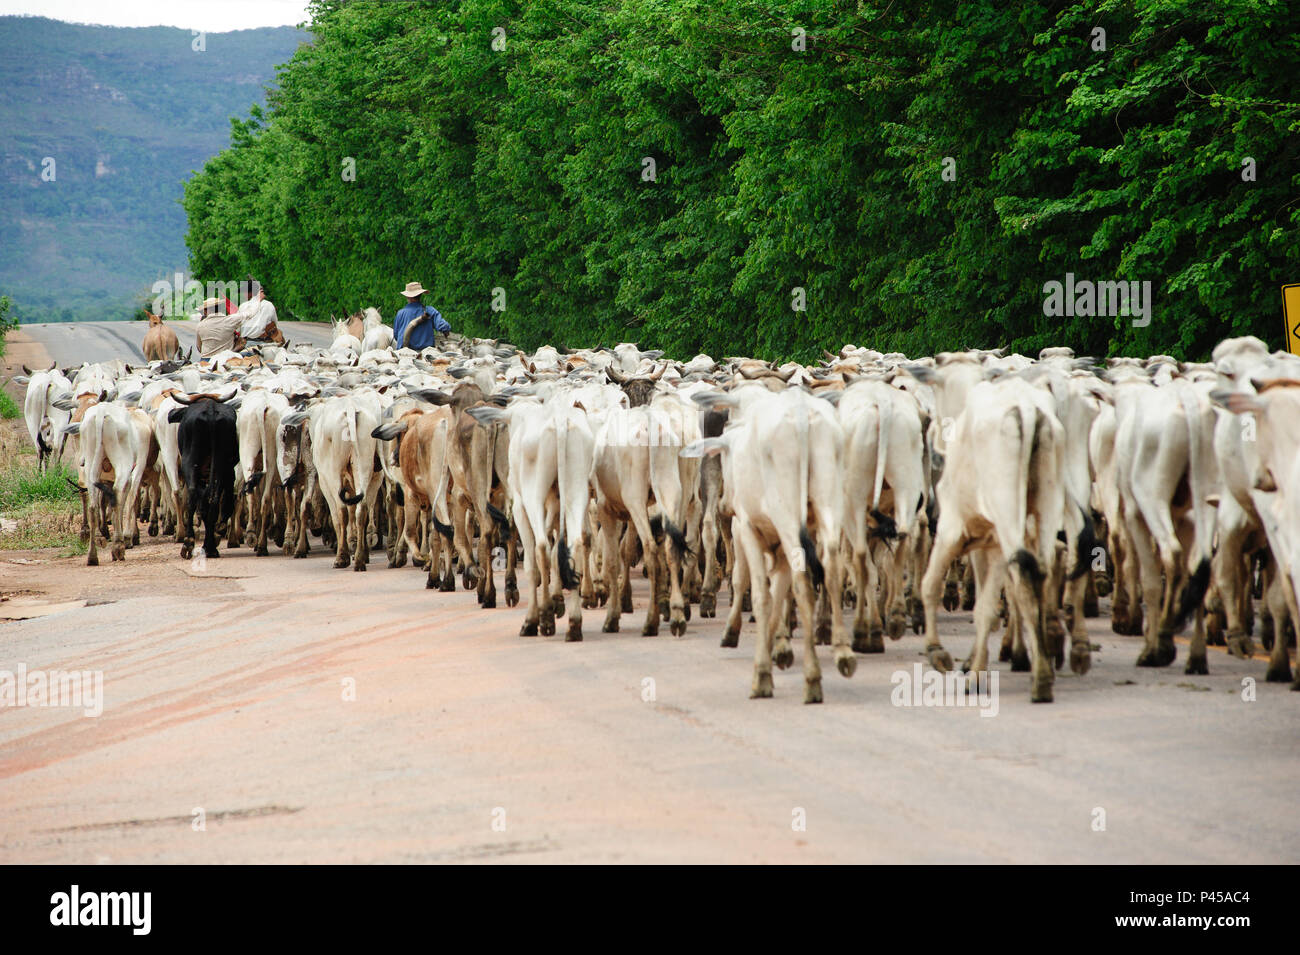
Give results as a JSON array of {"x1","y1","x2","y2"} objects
[{"x1": 142, "y1": 311, "x2": 180, "y2": 361}]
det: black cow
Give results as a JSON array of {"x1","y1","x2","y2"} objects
[{"x1": 168, "y1": 392, "x2": 239, "y2": 559}]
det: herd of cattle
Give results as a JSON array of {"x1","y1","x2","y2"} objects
[{"x1": 11, "y1": 316, "x2": 1300, "y2": 704}]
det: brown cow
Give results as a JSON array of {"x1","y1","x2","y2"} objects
[{"x1": 142, "y1": 311, "x2": 180, "y2": 361}]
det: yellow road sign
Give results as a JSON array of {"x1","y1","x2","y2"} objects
[{"x1": 1285, "y1": 284, "x2": 1300, "y2": 356}]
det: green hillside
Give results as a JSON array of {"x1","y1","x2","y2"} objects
[{"x1": 0, "y1": 15, "x2": 308, "y2": 323}]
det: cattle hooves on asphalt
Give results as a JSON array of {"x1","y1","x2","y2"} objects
[
  {"x1": 1070, "y1": 644, "x2": 1092, "y2": 676},
  {"x1": 926, "y1": 646, "x2": 954, "y2": 672},
  {"x1": 1135, "y1": 640, "x2": 1176, "y2": 667},
  {"x1": 772, "y1": 645, "x2": 794, "y2": 669},
  {"x1": 1010, "y1": 648, "x2": 1031, "y2": 672},
  {"x1": 670, "y1": 619, "x2": 686, "y2": 637},
  {"x1": 520, "y1": 621, "x2": 539, "y2": 636},
  {"x1": 565, "y1": 627, "x2": 582, "y2": 642},
  {"x1": 1184, "y1": 656, "x2": 1208, "y2": 676},
  {"x1": 1227, "y1": 634, "x2": 1254, "y2": 659},
  {"x1": 720, "y1": 628, "x2": 738, "y2": 648},
  {"x1": 1265, "y1": 660, "x2": 1292, "y2": 683},
  {"x1": 804, "y1": 679, "x2": 823, "y2": 704},
  {"x1": 750, "y1": 672, "x2": 774, "y2": 699}
]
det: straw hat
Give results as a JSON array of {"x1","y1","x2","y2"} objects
[{"x1": 401, "y1": 281, "x2": 428, "y2": 298}]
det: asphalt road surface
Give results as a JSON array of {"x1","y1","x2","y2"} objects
[
  {"x1": 7, "y1": 320, "x2": 335, "y2": 369},
  {"x1": 1, "y1": 324, "x2": 1297, "y2": 863}
]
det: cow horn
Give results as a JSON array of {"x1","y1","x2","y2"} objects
[
  {"x1": 648, "y1": 363, "x2": 666, "y2": 381},
  {"x1": 605, "y1": 366, "x2": 627, "y2": 384}
]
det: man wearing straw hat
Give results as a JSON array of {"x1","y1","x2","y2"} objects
[
  {"x1": 195, "y1": 297, "x2": 245, "y2": 358},
  {"x1": 392, "y1": 280, "x2": 450, "y2": 350}
]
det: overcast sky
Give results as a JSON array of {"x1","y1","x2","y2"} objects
[{"x1": 0, "y1": 0, "x2": 312, "y2": 31}]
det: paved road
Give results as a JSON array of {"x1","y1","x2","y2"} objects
[
  {"x1": 0, "y1": 537, "x2": 1296, "y2": 864},
  {"x1": 7, "y1": 320, "x2": 335, "y2": 368},
  {"x1": 1, "y1": 319, "x2": 1297, "y2": 863}
]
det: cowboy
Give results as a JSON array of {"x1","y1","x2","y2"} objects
[
  {"x1": 195, "y1": 297, "x2": 245, "y2": 358},
  {"x1": 392, "y1": 281, "x2": 450, "y2": 350},
  {"x1": 235, "y1": 279, "x2": 285, "y2": 344}
]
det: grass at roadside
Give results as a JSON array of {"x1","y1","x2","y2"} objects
[
  {"x1": 0, "y1": 420, "x2": 86, "y2": 554},
  {"x1": 0, "y1": 390, "x2": 18, "y2": 419}
]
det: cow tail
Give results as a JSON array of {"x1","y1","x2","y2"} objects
[
  {"x1": 1174, "y1": 386, "x2": 1213, "y2": 628},
  {"x1": 871, "y1": 396, "x2": 890, "y2": 512},
  {"x1": 430, "y1": 417, "x2": 454, "y2": 537},
  {"x1": 1008, "y1": 401, "x2": 1041, "y2": 585},
  {"x1": 555, "y1": 414, "x2": 581, "y2": 590}
]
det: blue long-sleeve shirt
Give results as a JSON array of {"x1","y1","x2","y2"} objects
[{"x1": 392, "y1": 301, "x2": 450, "y2": 349}]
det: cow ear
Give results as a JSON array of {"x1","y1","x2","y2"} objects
[{"x1": 167, "y1": 406, "x2": 188, "y2": 424}]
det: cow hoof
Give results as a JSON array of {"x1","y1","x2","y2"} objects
[
  {"x1": 602, "y1": 618, "x2": 620, "y2": 634},
  {"x1": 942, "y1": 585, "x2": 959, "y2": 611},
  {"x1": 1070, "y1": 643, "x2": 1092, "y2": 676},
  {"x1": 255, "y1": 546, "x2": 269, "y2": 557},
  {"x1": 700, "y1": 593, "x2": 716, "y2": 617},
  {"x1": 683, "y1": 603, "x2": 691, "y2": 622},
  {"x1": 1184, "y1": 655, "x2": 1208, "y2": 676},
  {"x1": 353, "y1": 562, "x2": 366, "y2": 572},
  {"x1": 1260, "y1": 614, "x2": 1275, "y2": 651},
  {"x1": 621, "y1": 594, "x2": 634, "y2": 614},
  {"x1": 552, "y1": 595, "x2": 565, "y2": 618},
  {"x1": 79, "y1": 529, "x2": 90, "y2": 544},
  {"x1": 462, "y1": 570, "x2": 474, "y2": 591},
  {"x1": 773, "y1": 643, "x2": 794, "y2": 670},
  {"x1": 389, "y1": 555, "x2": 407, "y2": 570},
  {"x1": 565, "y1": 626, "x2": 583, "y2": 643},
  {"x1": 1136, "y1": 639, "x2": 1176, "y2": 667},
  {"x1": 927, "y1": 646, "x2": 954, "y2": 672},
  {"x1": 86, "y1": 553, "x2": 98, "y2": 567},
  {"x1": 1031, "y1": 683, "x2": 1054, "y2": 704},
  {"x1": 505, "y1": 586, "x2": 520, "y2": 607},
  {"x1": 334, "y1": 556, "x2": 349, "y2": 569},
  {"x1": 1010, "y1": 647, "x2": 1031, "y2": 672},
  {"x1": 750, "y1": 671, "x2": 774, "y2": 699},
  {"x1": 180, "y1": 544, "x2": 192, "y2": 560},
  {"x1": 658, "y1": 602, "x2": 670, "y2": 622},
  {"x1": 148, "y1": 523, "x2": 159, "y2": 538},
  {"x1": 111, "y1": 546, "x2": 125, "y2": 561},
  {"x1": 641, "y1": 624, "x2": 659, "y2": 637},
  {"x1": 852, "y1": 628, "x2": 878, "y2": 654},
  {"x1": 835, "y1": 650, "x2": 857, "y2": 678},
  {"x1": 1206, "y1": 610, "x2": 1225, "y2": 645},
  {"x1": 670, "y1": 618, "x2": 687, "y2": 637},
  {"x1": 482, "y1": 593, "x2": 496, "y2": 610},
  {"x1": 205, "y1": 548, "x2": 220, "y2": 559},
  {"x1": 520, "y1": 621, "x2": 539, "y2": 637},
  {"x1": 815, "y1": 623, "x2": 831, "y2": 646},
  {"x1": 1083, "y1": 593, "x2": 1099, "y2": 618},
  {"x1": 804, "y1": 679, "x2": 823, "y2": 704},
  {"x1": 540, "y1": 617, "x2": 556, "y2": 637},
  {"x1": 998, "y1": 642, "x2": 1012, "y2": 663},
  {"x1": 1227, "y1": 633, "x2": 1254, "y2": 659},
  {"x1": 961, "y1": 590, "x2": 976, "y2": 613},
  {"x1": 1094, "y1": 573, "x2": 1112, "y2": 597},
  {"x1": 439, "y1": 576, "x2": 455, "y2": 592},
  {"x1": 426, "y1": 577, "x2": 437, "y2": 589},
  {"x1": 721, "y1": 626, "x2": 739, "y2": 648},
  {"x1": 1265, "y1": 659, "x2": 1293, "y2": 683}
]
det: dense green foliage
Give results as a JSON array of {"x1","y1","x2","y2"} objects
[
  {"x1": 184, "y1": 0, "x2": 1300, "y2": 360},
  {"x1": 0, "y1": 16, "x2": 307, "y2": 324}
]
